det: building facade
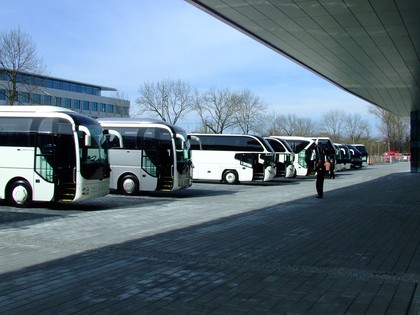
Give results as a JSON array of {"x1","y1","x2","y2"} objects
[{"x1": 0, "y1": 70, "x2": 130, "y2": 118}]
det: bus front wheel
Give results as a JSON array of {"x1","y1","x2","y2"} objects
[
  {"x1": 223, "y1": 170, "x2": 238, "y2": 184},
  {"x1": 7, "y1": 180, "x2": 32, "y2": 208},
  {"x1": 119, "y1": 175, "x2": 139, "y2": 195}
]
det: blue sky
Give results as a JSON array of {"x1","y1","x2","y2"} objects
[{"x1": 1, "y1": 0, "x2": 375, "y2": 132}]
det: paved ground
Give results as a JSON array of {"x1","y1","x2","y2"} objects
[{"x1": 0, "y1": 162, "x2": 419, "y2": 314}]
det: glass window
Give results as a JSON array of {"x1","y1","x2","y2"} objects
[
  {"x1": 19, "y1": 92, "x2": 30, "y2": 103},
  {"x1": 267, "y1": 139, "x2": 285, "y2": 152},
  {"x1": 42, "y1": 95, "x2": 52, "y2": 105},
  {"x1": 53, "y1": 80, "x2": 62, "y2": 89},
  {"x1": 72, "y1": 99, "x2": 80, "y2": 109},
  {"x1": 107, "y1": 104, "x2": 113, "y2": 113},
  {"x1": 31, "y1": 93, "x2": 41, "y2": 104},
  {"x1": 64, "y1": 98, "x2": 71, "y2": 108},
  {"x1": 100, "y1": 103, "x2": 106, "y2": 112},
  {"x1": 55, "y1": 97, "x2": 62, "y2": 106},
  {"x1": 83, "y1": 101, "x2": 89, "y2": 110},
  {"x1": 91, "y1": 102, "x2": 98, "y2": 111}
]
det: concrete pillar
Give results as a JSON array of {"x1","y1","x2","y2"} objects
[{"x1": 411, "y1": 111, "x2": 420, "y2": 173}]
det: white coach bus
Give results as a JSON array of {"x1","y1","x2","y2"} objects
[
  {"x1": 189, "y1": 133, "x2": 276, "y2": 184},
  {"x1": 98, "y1": 118, "x2": 193, "y2": 194},
  {"x1": 0, "y1": 106, "x2": 110, "y2": 207},
  {"x1": 273, "y1": 136, "x2": 318, "y2": 176},
  {"x1": 265, "y1": 136, "x2": 295, "y2": 178}
]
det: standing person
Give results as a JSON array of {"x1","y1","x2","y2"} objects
[
  {"x1": 315, "y1": 159, "x2": 326, "y2": 198},
  {"x1": 329, "y1": 159, "x2": 335, "y2": 179}
]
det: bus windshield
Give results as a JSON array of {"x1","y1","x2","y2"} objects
[{"x1": 72, "y1": 114, "x2": 109, "y2": 180}]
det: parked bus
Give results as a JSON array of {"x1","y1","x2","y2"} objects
[
  {"x1": 0, "y1": 106, "x2": 110, "y2": 207},
  {"x1": 352, "y1": 144, "x2": 368, "y2": 167},
  {"x1": 345, "y1": 144, "x2": 363, "y2": 168},
  {"x1": 313, "y1": 137, "x2": 336, "y2": 162},
  {"x1": 335, "y1": 144, "x2": 352, "y2": 170},
  {"x1": 274, "y1": 136, "x2": 318, "y2": 176},
  {"x1": 265, "y1": 136, "x2": 295, "y2": 178},
  {"x1": 333, "y1": 144, "x2": 345, "y2": 171},
  {"x1": 189, "y1": 133, "x2": 276, "y2": 184},
  {"x1": 98, "y1": 118, "x2": 193, "y2": 194}
]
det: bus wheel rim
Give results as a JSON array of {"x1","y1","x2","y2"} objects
[
  {"x1": 123, "y1": 179, "x2": 136, "y2": 194},
  {"x1": 12, "y1": 185, "x2": 29, "y2": 204},
  {"x1": 225, "y1": 172, "x2": 237, "y2": 183}
]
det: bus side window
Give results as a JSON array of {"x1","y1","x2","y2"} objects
[
  {"x1": 190, "y1": 138, "x2": 201, "y2": 150},
  {"x1": 106, "y1": 134, "x2": 121, "y2": 149}
]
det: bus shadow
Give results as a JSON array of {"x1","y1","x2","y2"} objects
[{"x1": 138, "y1": 188, "x2": 238, "y2": 199}]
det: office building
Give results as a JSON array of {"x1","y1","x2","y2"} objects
[{"x1": 0, "y1": 70, "x2": 130, "y2": 118}]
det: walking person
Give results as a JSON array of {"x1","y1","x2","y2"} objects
[{"x1": 315, "y1": 159, "x2": 326, "y2": 198}]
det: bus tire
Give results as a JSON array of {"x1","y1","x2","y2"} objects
[
  {"x1": 7, "y1": 180, "x2": 32, "y2": 208},
  {"x1": 223, "y1": 170, "x2": 238, "y2": 184},
  {"x1": 119, "y1": 175, "x2": 139, "y2": 195}
]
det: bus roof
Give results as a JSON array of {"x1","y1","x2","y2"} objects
[
  {"x1": 0, "y1": 105, "x2": 74, "y2": 114},
  {"x1": 98, "y1": 117, "x2": 187, "y2": 135}
]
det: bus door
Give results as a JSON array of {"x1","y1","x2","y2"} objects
[
  {"x1": 305, "y1": 143, "x2": 318, "y2": 176},
  {"x1": 156, "y1": 131, "x2": 174, "y2": 191},
  {"x1": 141, "y1": 127, "x2": 166, "y2": 191},
  {"x1": 53, "y1": 133, "x2": 76, "y2": 201},
  {"x1": 34, "y1": 132, "x2": 76, "y2": 202}
]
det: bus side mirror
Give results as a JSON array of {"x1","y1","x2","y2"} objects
[{"x1": 78, "y1": 126, "x2": 92, "y2": 147}]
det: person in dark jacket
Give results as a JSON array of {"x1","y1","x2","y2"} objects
[{"x1": 315, "y1": 160, "x2": 326, "y2": 198}]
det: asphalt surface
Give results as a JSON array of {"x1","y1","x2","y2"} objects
[{"x1": 0, "y1": 162, "x2": 419, "y2": 314}]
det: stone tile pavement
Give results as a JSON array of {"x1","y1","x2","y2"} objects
[{"x1": 0, "y1": 163, "x2": 419, "y2": 314}]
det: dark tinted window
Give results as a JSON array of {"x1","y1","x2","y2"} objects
[
  {"x1": 266, "y1": 139, "x2": 285, "y2": 152},
  {"x1": 193, "y1": 135, "x2": 263, "y2": 152}
]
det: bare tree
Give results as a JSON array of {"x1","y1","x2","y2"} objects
[
  {"x1": 369, "y1": 105, "x2": 409, "y2": 151},
  {"x1": 254, "y1": 110, "x2": 278, "y2": 136},
  {"x1": 319, "y1": 108, "x2": 346, "y2": 142},
  {"x1": 0, "y1": 27, "x2": 45, "y2": 104},
  {"x1": 343, "y1": 112, "x2": 370, "y2": 143},
  {"x1": 111, "y1": 90, "x2": 129, "y2": 117},
  {"x1": 294, "y1": 116, "x2": 318, "y2": 136},
  {"x1": 135, "y1": 79, "x2": 194, "y2": 124},
  {"x1": 193, "y1": 87, "x2": 237, "y2": 134},
  {"x1": 276, "y1": 113, "x2": 316, "y2": 136},
  {"x1": 233, "y1": 89, "x2": 267, "y2": 134}
]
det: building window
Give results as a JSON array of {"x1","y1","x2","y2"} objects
[
  {"x1": 19, "y1": 92, "x2": 30, "y2": 103},
  {"x1": 91, "y1": 102, "x2": 98, "y2": 111},
  {"x1": 31, "y1": 93, "x2": 41, "y2": 104},
  {"x1": 64, "y1": 98, "x2": 71, "y2": 108},
  {"x1": 42, "y1": 95, "x2": 52, "y2": 105},
  {"x1": 82, "y1": 100, "x2": 89, "y2": 111},
  {"x1": 55, "y1": 97, "x2": 62, "y2": 107},
  {"x1": 99, "y1": 103, "x2": 106, "y2": 112},
  {"x1": 107, "y1": 104, "x2": 113, "y2": 113},
  {"x1": 72, "y1": 99, "x2": 80, "y2": 109}
]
